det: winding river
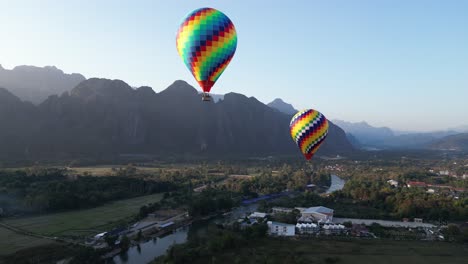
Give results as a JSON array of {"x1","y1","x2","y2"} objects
[{"x1": 112, "y1": 175, "x2": 345, "y2": 263}]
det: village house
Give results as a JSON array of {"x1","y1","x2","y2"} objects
[
  {"x1": 387, "y1": 179, "x2": 398, "y2": 187},
  {"x1": 267, "y1": 221, "x2": 295, "y2": 236}
]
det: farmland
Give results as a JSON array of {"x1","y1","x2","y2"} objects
[{"x1": 2, "y1": 193, "x2": 163, "y2": 238}]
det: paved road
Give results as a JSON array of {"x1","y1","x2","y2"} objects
[{"x1": 333, "y1": 217, "x2": 436, "y2": 228}]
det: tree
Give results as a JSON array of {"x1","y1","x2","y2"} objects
[
  {"x1": 104, "y1": 235, "x2": 118, "y2": 247},
  {"x1": 120, "y1": 235, "x2": 130, "y2": 251},
  {"x1": 444, "y1": 224, "x2": 462, "y2": 242}
]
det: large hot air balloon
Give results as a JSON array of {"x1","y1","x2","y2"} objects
[
  {"x1": 290, "y1": 109, "x2": 329, "y2": 160},
  {"x1": 176, "y1": 7, "x2": 237, "y2": 101}
]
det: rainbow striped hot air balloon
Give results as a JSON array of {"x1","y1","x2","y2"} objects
[
  {"x1": 290, "y1": 109, "x2": 329, "y2": 160},
  {"x1": 176, "y1": 7, "x2": 237, "y2": 101}
]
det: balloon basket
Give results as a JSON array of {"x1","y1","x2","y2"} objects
[{"x1": 201, "y1": 93, "x2": 212, "y2": 102}]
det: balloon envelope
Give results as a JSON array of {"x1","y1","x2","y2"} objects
[
  {"x1": 176, "y1": 7, "x2": 237, "y2": 93},
  {"x1": 290, "y1": 109, "x2": 329, "y2": 160}
]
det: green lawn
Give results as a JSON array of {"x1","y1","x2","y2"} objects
[
  {"x1": 3, "y1": 193, "x2": 163, "y2": 237},
  {"x1": 188, "y1": 238, "x2": 468, "y2": 264},
  {"x1": 0, "y1": 227, "x2": 56, "y2": 256}
]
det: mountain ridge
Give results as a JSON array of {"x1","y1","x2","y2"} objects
[
  {"x1": 0, "y1": 79, "x2": 354, "y2": 161},
  {"x1": 267, "y1": 98, "x2": 298, "y2": 115}
]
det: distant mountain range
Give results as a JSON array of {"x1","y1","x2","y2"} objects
[
  {"x1": 333, "y1": 119, "x2": 461, "y2": 150},
  {"x1": 332, "y1": 120, "x2": 394, "y2": 147},
  {"x1": 430, "y1": 133, "x2": 468, "y2": 151},
  {"x1": 0, "y1": 65, "x2": 85, "y2": 104},
  {"x1": 0, "y1": 78, "x2": 354, "y2": 162}
]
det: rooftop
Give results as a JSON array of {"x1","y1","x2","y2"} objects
[
  {"x1": 268, "y1": 221, "x2": 295, "y2": 227},
  {"x1": 303, "y1": 206, "x2": 334, "y2": 214}
]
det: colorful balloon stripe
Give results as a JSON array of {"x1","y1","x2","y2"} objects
[
  {"x1": 290, "y1": 109, "x2": 329, "y2": 160},
  {"x1": 176, "y1": 7, "x2": 237, "y2": 93}
]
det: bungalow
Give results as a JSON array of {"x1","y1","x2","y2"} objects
[
  {"x1": 300, "y1": 206, "x2": 334, "y2": 222},
  {"x1": 296, "y1": 223, "x2": 319, "y2": 234},
  {"x1": 267, "y1": 221, "x2": 295, "y2": 236},
  {"x1": 322, "y1": 224, "x2": 346, "y2": 235}
]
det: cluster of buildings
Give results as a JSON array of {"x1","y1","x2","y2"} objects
[
  {"x1": 386, "y1": 178, "x2": 466, "y2": 197},
  {"x1": 406, "y1": 181, "x2": 466, "y2": 194},
  {"x1": 87, "y1": 209, "x2": 189, "y2": 248},
  {"x1": 264, "y1": 206, "x2": 345, "y2": 237}
]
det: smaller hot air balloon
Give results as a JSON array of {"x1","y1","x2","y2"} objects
[
  {"x1": 176, "y1": 7, "x2": 237, "y2": 101},
  {"x1": 290, "y1": 109, "x2": 329, "y2": 160}
]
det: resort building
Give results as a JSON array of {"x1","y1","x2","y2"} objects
[
  {"x1": 267, "y1": 221, "x2": 295, "y2": 236},
  {"x1": 299, "y1": 206, "x2": 334, "y2": 222}
]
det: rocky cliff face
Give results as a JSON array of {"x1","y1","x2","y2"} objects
[{"x1": 0, "y1": 79, "x2": 354, "y2": 161}]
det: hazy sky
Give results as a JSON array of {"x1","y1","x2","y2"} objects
[{"x1": 0, "y1": 0, "x2": 467, "y2": 131}]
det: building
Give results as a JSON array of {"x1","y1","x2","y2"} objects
[
  {"x1": 272, "y1": 207, "x2": 293, "y2": 214},
  {"x1": 296, "y1": 223, "x2": 319, "y2": 234},
  {"x1": 322, "y1": 224, "x2": 346, "y2": 235},
  {"x1": 407, "y1": 181, "x2": 427, "y2": 188},
  {"x1": 387, "y1": 180, "x2": 398, "y2": 187},
  {"x1": 426, "y1": 188, "x2": 435, "y2": 194},
  {"x1": 439, "y1": 170, "x2": 450, "y2": 176},
  {"x1": 300, "y1": 206, "x2": 334, "y2": 222},
  {"x1": 249, "y1": 212, "x2": 268, "y2": 219},
  {"x1": 267, "y1": 221, "x2": 295, "y2": 236}
]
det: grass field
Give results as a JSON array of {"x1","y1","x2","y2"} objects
[
  {"x1": 3, "y1": 193, "x2": 163, "y2": 238},
  {"x1": 0, "y1": 227, "x2": 56, "y2": 256},
  {"x1": 189, "y1": 238, "x2": 468, "y2": 264}
]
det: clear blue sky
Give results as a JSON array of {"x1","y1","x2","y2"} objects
[{"x1": 1, "y1": 0, "x2": 467, "y2": 131}]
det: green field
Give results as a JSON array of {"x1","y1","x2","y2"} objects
[
  {"x1": 185, "y1": 238, "x2": 468, "y2": 264},
  {"x1": 0, "y1": 227, "x2": 56, "y2": 256},
  {"x1": 3, "y1": 193, "x2": 163, "y2": 238}
]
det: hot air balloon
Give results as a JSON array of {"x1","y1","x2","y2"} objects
[
  {"x1": 290, "y1": 109, "x2": 329, "y2": 160},
  {"x1": 176, "y1": 7, "x2": 237, "y2": 101}
]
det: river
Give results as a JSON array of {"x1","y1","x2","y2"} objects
[{"x1": 112, "y1": 175, "x2": 345, "y2": 263}]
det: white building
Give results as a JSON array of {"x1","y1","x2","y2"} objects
[
  {"x1": 439, "y1": 170, "x2": 450, "y2": 176},
  {"x1": 296, "y1": 223, "x2": 319, "y2": 234},
  {"x1": 322, "y1": 224, "x2": 345, "y2": 235},
  {"x1": 249, "y1": 212, "x2": 267, "y2": 219},
  {"x1": 300, "y1": 206, "x2": 334, "y2": 222},
  {"x1": 387, "y1": 180, "x2": 398, "y2": 187},
  {"x1": 267, "y1": 221, "x2": 295, "y2": 236}
]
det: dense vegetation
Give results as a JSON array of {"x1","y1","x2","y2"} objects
[
  {"x1": 262, "y1": 174, "x2": 467, "y2": 221},
  {"x1": 154, "y1": 230, "x2": 468, "y2": 264},
  {"x1": 0, "y1": 168, "x2": 175, "y2": 213},
  {"x1": 153, "y1": 224, "x2": 268, "y2": 264}
]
